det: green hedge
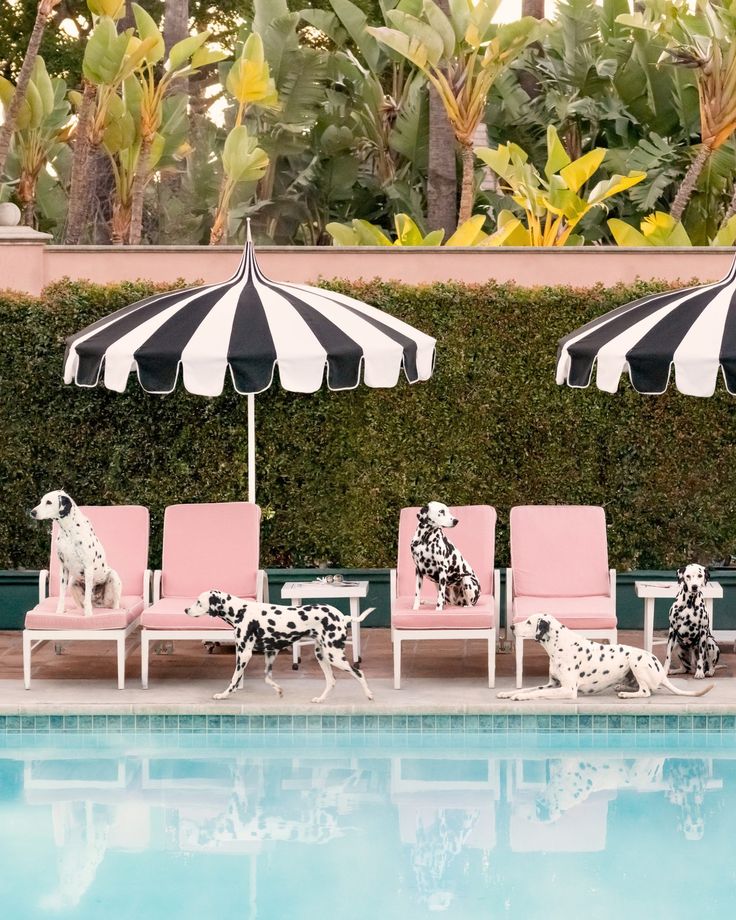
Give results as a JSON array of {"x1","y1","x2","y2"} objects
[{"x1": 1, "y1": 277, "x2": 735, "y2": 572}]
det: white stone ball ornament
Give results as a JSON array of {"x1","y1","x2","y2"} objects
[{"x1": 0, "y1": 202, "x2": 21, "y2": 226}]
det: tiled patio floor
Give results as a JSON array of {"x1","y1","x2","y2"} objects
[{"x1": 1, "y1": 628, "x2": 735, "y2": 714}]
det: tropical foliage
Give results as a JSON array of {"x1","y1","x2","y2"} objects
[{"x1": 3, "y1": 0, "x2": 736, "y2": 244}]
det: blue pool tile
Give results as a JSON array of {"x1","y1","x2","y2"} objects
[
  {"x1": 135, "y1": 715, "x2": 151, "y2": 732},
  {"x1": 478, "y1": 714, "x2": 493, "y2": 732},
  {"x1": 421, "y1": 715, "x2": 436, "y2": 732},
  {"x1": 306, "y1": 715, "x2": 322, "y2": 731},
  {"x1": 321, "y1": 715, "x2": 336, "y2": 730},
  {"x1": 664, "y1": 715, "x2": 679, "y2": 732},
  {"x1": 449, "y1": 715, "x2": 465, "y2": 731},
  {"x1": 508, "y1": 715, "x2": 524, "y2": 732},
  {"x1": 535, "y1": 715, "x2": 551, "y2": 731},
  {"x1": 164, "y1": 715, "x2": 178, "y2": 731},
  {"x1": 592, "y1": 715, "x2": 607, "y2": 732},
  {"x1": 692, "y1": 715, "x2": 707, "y2": 731},
  {"x1": 563, "y1": 715, "x2": 577, "y2": 732},
  {"x1": 34, "y1": 715, "x2": 50, "y2": 732},
  {"x1": 621, "y1": 715, "x2": 635, "y2": 732},
  {"x1": 635, "y1": 716, "x2": 649, "y2": 733},
  {"x1": 608, "y1": 714, "x2": 622, "y2": 731},
  {"x1": 707, "y1": 715, "x2": 722, "y2": 732},
  {"x1": 191, "y1": 715, "x2": 206, "y2": 733},
  {"x1": 578, "y1": 715, "x2": 592, "y2": 731},
  {"x1": 121, "y1": 715, "x2": 135, "y2": 732},
  {"x1": 678, "y1": 715, "x2": 693, "y2": 732},
  {"x1": 392, "y1": 715, "x2": 407, "y2": 732},
  {"x1": 206, "y1": 716, "x2": 221, "y2": 732},
  {"x1": 350, "y1": 715, "x2": 365, "y2": 733},
  {"x1": 5, "y1": 716, "x2": 20, "y2": 732},
  {"x1": 264, "y1": 716, "x2": 279, "y2": 731},
  {"x1": 178, "y1": 715, "x2": 193, "y2": 732},
  {"x1": 220, "y1": 715, "x2": 236, "y2": 731},
  {"x1": 406, "y1": 716, "x2": 421, "y2": 732},
  {"x1": 249, "y1": 715, "x2": 264, "y2": 732},
  {"x1": 107, "y1": 715, "x2": 122, "y2": 733},
  {"x1": 650, "y1": 716, "x2": 664, "y2": 733},
  {"x1": 78, "y1": 715, "x2": 94, "y2": 732},
  {"x1": 149, "y1": 715, "x2": 165, "y2": 732},
  {"x1": 365, "y1": 715, "x2": 379, "y2": 732},
  {"x1": 464, "y1": 715, "x2": 479, "y2": 731},
  {"x1": 62, "y1": 715, "x2": 78, "y2": 731},
  {"x1": 334, "y1": 715, "x2": 350, "y2": 732},
  {"x1": 48, "y1": 715, "x2": 63, "y2": 731},
  {"x1": 276, "y1": 716, "x2": 292, "y2": 731},
  {"x1": 293, "y1": 715, "x2": 307, "y2": 732},
  {"x1": 92, "y1": 715, "x2": 107, "y2": 732},
  {"x1": 723, "y1": 715, "x2": 735, "y2": 731},
  {"x1": 550, "y1": 714, "x2": 564, "y2": 731},
  {"x1": 378, "y1": 715, "x2": 393, "y2": 732}
]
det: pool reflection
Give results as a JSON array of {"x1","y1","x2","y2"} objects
[{"x1": 0, "y1": 740, "x2": 732, "y2": 918}]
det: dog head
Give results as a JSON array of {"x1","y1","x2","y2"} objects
[
  {"x1": 512, "y1": 613, "x2": 556, "y2": 643},
  {"x1": 30, "y1": 490, "x2": 74, "y2": 521},
  {"x1": 185, "y1": 590, "x2": 239, "y2": 626},
  {"x1": 677, "y1": 563, "x2": 709, "y2": 596},
  {"x1": 417, "y1": 501, "x2": 458, "y2": 530}
]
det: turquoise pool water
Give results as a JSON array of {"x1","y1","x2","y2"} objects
[{"x1": 1, "y1": 731, "x2": 734, "y2": 919}]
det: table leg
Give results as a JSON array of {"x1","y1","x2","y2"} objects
[
  {"x1": 350, "y1": 597, "x2": 361, "y2": 664},
  {"x1": 706, "y1": 598, "x2": 714, "y2": 633},
  {"x1": 291, "y1": 598, "x2": 301, "y2": 670},
  {"x1": 644, "y1": 598, "x2": 654, "y2": 654}
]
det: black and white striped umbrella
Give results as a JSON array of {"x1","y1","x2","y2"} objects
[
  {"x1": 556, "y1": 255, "x2": 736, "y2": 396},
  {"x1": 64, "y1": 226, "x2": 436, "y2": 501}
]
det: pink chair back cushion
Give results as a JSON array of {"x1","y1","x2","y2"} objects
[
  {"x1": 161, "y1": 502, "x2": 260, "y2": 598},
  {"x1": 396, "y1": 505, "x2": 496, "y2": 600},
  {"x1": 510, "y1": 505, "x2": 610, "y2": 598},
  {"x1": 48, "y1": 505, "x2": 150, "y2": 597}
]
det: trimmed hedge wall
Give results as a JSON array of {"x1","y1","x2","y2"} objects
[{"x1": 1, "y1": 277, "x2": 735, "y2": 571}]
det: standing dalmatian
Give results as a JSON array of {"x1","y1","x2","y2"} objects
[{"x1": 410, "y1": 502, "x2": 480, "y2": 611}]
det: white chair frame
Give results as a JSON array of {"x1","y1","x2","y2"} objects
[
  {"x1": 507, "y1": 567, "x2": 617, "y2": 689},
  {"x1": 23, "y1": 568, "x2": 152, "y2": 691},
  {"x1": 390, "y1": 569, "x2": 500, "y2": 690},
  {"x1": 140, "y1": 570, "x2": 269, "y2": 689}
]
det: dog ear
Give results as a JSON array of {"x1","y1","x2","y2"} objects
[
  {"x1": 676, "y1": 566, "x2": 685, "y2": 584},
  {"x1": 417, "y1": 505, "x2": 429, "y2": 522},
  {"x1": 58, "y1": 494, "x2": 72, "y2": 518},
  {"x1": 534, "y1": 616, "x2": 551, "y2": 642},
  {"x1": 208, "y1": 591, "x2": 220, "y2": 610},
  {"x1": 704, "y1": 566, "x2": 711, "y2": 584}
]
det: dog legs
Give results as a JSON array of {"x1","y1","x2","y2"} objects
[
  {"x1": 56, "y1": 568, "x2": 68, "y2": 614},
  {"x1": 436, "y1": 571, "x2": 447, "y2": 610},
  {"x1": 214, "y1": 637, "x2": 256, "y2": 700},
  {"x1": 413, "y1": 573, "x2": 423, "y2": 610},
  {"x1": 263, "y1": 651, "x2": 283, "y2": 697},
  {"x1": 313, "y1": 645, "x2": 374, "y2": 703},
  {"x1": 498, "y1": 683, "x2": 578, "y2": 702},
  {"x1": 83, "y1": 566, "x2": 94, "y2": 617},
  {"x1": 312, "y1": 645, "x2": 337, "y2": 703}
]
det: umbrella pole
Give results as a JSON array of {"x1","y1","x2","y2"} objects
[{"x1": 247, "y1": 393, "x2": 256, "y2": 504}]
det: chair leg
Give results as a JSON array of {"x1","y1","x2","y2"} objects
[
  {"x1": 23, "y1": 631, "x2": 31, "y2": 690},
  {"x1": 117, "y1": 638, "x2": 126, "y2": 690},
  {"x1": 488, "y1": 633, "x2": 495, "y2": 689},
  {"x1": 515, "y1": 636, "x2": 524, "y2": 689},
  {"x1": 141, "y1": 632, "x2": 149, "y2": 689},
  {"x1": 393, "y1": 636, "x2": 401, "y2": 690}
]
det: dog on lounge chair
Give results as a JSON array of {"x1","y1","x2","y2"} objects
[
  {"x1": 664, "y1": 563, "x2": 721, "y2": 679},
  {"x1": 30, "y1": 490, "x2": 122, "y2": 617},
  {"x1": 410, "y1": 502, "x2": 480, "y2": 611}
]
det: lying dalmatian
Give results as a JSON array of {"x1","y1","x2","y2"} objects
[
  {"x1": 664, "y1": 563, "x2": 721, "y2": 679},
  {"x1": 498, "y1": 614, "x2": 714, "y2": 701},
  {"x1": 30, "y1": 489, "x2": 122, "y2": 617},
  {"x1": 410, "y1": 501, "x2": 480, "y2": 610},
  {"x1": 186, "y1": 590, "x2": 374, "y2": 702}
]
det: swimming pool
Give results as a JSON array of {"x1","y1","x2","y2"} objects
[{"x1": 1, "y1": 729, "x2": 735, "y2": 919}]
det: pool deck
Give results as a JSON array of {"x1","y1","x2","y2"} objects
[{"x1": 2, "y1": 628, "x2": 736, "y2": 715}]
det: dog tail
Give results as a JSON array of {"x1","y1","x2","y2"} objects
[
  {"x1": 661, "y1": 677, "x2": 714, "y2": 697},
  {"x1": 356, "y1": 607, "x2": 375, "y2": 623}
]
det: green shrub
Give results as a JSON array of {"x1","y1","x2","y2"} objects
[{"x1": 1, "y1": 277, "x2": 734, "y2": 571}]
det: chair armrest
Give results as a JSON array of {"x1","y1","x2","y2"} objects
[
  {"x1": 494, "y1": 569, "x2": 501, "y2": 627},
  {"x1": 390, "y1": 569, "x2": 397, "y2": 605},
  {"x1": 153, "y1": 570, "x2": 162, "y2": 603},
  {"x1": 505, "y1": 567, "x2": 513, "y2": 628},
  {"x1": 38, "y1": 569, "x2": 49, "y2": 603},
  {"x1": 610, "y1": 568, "x2": 617, "y2": 611},
  {"x1": 257, "y1": 570, "x2": 269, "y2": 603},
  {"x1": 143, "y1": 570, "x2": 152, "y2": 607}
]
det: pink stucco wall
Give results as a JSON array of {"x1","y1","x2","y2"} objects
[{"x1": 1, "y1": 242, "x2": 735, "y2": 295}]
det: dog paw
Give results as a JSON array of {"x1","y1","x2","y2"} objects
[
  {"x1": 311, "y1": 696, "x2": 324, "y2": 704},
  {"x1": 496, "y1": 691, "x2": 514, "y2": 699},
  {"x1": 366, "y1": 692, "x2": 374, "y2": 702},
  {"x1": 694, "y1": 671, "x2": 705, "y2": 680},
  {"x1": 212, "y1": 692, "x2": 229, "y2": 700}
]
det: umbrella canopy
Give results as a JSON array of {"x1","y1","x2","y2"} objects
[
  {"x1": 64, "y1": 228, "x2": 436, "y2": 501},
  {"x1": 556, "y1": 255, "x2": 736, "y2": 396}
]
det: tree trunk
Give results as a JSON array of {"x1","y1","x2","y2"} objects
[
  {"x1": 426, "y1": 0, "x2": 457, "y2": 236},
  {"x1": 0, "y1": 0, "x2": 60, "y2": 179},
  {"x1": 64, "y1": 79, "x2": 97, "y2": 244},
  {"x1": 522, "y1": 0, "x2": 546, "y2": 17},
  {"x1": 458, "y1": 141, "x2": 475, "y2": 226},
  {"x1": 671, "y1": 145, "x2": 710, "y2": 223},
  {"x1": 128, "y1": 135, "x2": 153, "y2": 244},
  {"x1": 209, "y1": 177, "x2": 231, "y2": 245},
  {"x1": 164, "y1": 0, "x2": 190, "y2": 55},
  {"x1": 90, "y1": 147, "x2": 114, "y2": 243}
]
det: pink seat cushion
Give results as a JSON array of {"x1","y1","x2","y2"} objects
[
  {"x1": 392, "y1": 595, "x2": 495, "y2": 629},
  {"x1": 395, "y1": 505, "x2": 496, "y2": 603},
  {"x1": 512, "y1": 595, "x2": 616, "y2": 629},
  {"x1": 25, "y1": 597, "x2": 144, "y2": 630},
  {"x1": 160, "y1": 502, "x2": 260, "y2": 599},
  {"x1": 141, "y1": 596, "x2": 248, "y2": 630},
  {"x1": 510, "y1": 505, "x2": 610, "y2": 597}
]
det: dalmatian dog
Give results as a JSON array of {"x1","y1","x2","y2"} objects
[
  {"x1": 498, "y1": 614, "x2": 714, "y2": 701},
  {"x1": 664, "y1": 564, "x2": 721, "y2": 679},
  {"x1": 186, "y1": 591, "x2": 375, "y2": 703},
  {"x1": 30, "y1": 490, "x2": 122, "y2": 617},
  {"x1": 663, "y1": 758, "x2": 709, "y2": 841},
  {"x1": 410, "y1": 502, "x2": 480, "y2": 610}
]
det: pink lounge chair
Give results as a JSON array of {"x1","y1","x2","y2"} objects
[
  {"x1": 390, "y1": 505, "x2": 499, "y2": 689},
  {"x1": 508, "y1": 505, "x2": 617, "y2": 688},
  {"x1": 23, "y1": 505, "x2": 151, "y2": 690},
  {"x1": 140, "y1": 502, "x2": 267, "y2": 687}
]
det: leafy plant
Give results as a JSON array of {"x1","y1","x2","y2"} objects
[
  {"x1": 367, "y1": 0, "x2": 542, "y2": 224},
  {"x1": 608, "y1": 209, "x2": 736, "y2": 245},
  {"x1": 477, "y1": 124, "x2": 645, "y2": 245},
  {"x1": 326, "y1": 212, "x2": 487, "y2": 244}
]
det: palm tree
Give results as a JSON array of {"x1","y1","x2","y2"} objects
[
  {"x1": 368, "y1": 0, "x2": 542, "y2": 225},
  {"x1": 0, "y1": 0, "x2": 62, "y2": 181},
  {"x1": 427, "y1": 0, "x2": 457, "y2": 237}
]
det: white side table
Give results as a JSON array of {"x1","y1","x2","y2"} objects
[
  {"x1": 281, "y1": 580, "x2": 370, "y2": 669},
  {"x1": 634, "y1": 580, "x2": 723, "y2": 653}
]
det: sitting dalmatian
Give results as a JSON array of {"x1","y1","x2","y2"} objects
[
  {"x1": 664, "y1": 563, "x2": 721, "y2": 679},
  {"x1": 410, "y1": 501, "x2": 480, "y2": 610}
]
